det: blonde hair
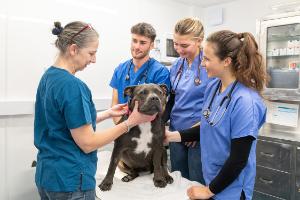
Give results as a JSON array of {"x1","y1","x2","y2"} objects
[{"x1": 174, "y1": 17, "x2": 204, "y2": 39}]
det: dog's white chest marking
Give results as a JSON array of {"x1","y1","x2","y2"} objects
[{"x1": 132, "y1": 122, "x2": 153, "y2": 156}]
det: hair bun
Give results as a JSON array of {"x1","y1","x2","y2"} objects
[
  {"x1": 52, "y1": 21, "x2": 63, "y2": 36},
  {"x1": 237, "y1": 33, "x2": 244, "y2": 39}
]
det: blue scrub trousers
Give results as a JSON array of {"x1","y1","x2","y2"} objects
[
  {"x1": 38, "y1": 188, "x2": 95, "y2": 200},
  {"x1": 169, "y1": 142, "x2": 205, "y2": 184}
]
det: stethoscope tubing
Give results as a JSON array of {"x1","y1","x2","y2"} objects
[
  {"x1": 171, "y1": 52, "x2": 203, "y2": 94},
  {"x1": 204, "y1": 80, "x2": 238, "y2": 126}
]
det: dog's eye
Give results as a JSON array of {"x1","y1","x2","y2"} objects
[{"x1": 140, "y1": 90, "x2": 147, "y2": 95}]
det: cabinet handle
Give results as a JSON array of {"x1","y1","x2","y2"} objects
[
  {"x1": 260, "y1": 152, "x2": 274, "y2": 158},
  {"x1": 259, "y1": 177, "x2": 273, "y2": 185}
]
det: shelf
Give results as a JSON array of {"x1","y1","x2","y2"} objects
[{"x1": 267, "y1": 54, "x2": 300, "y2": 58}]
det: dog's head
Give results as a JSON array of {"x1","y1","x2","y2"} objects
[{"x1": 124, "y1": 84, "x2": 168, "y2": 115}]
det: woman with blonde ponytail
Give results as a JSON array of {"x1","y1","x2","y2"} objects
[
  {"x1": 164, "y1": 17, "x2": 211, "y2": 184},
  {"x1": 165, "y1": 30, "x2": 267, "y2": 200}
]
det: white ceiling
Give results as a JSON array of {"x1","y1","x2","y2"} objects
[{"x1": 172, "y1": 0, "x2": 237, "y2": 7}]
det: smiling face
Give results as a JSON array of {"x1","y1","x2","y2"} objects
[
  {"x1": 130, "y1": 34, "x2": 153, "y2": 60},
  {"x1": 173, "y1": 33, "x2": 201, "y2": 60},
  {"x1": 124, "y1": 84, "x2": 168, "y2": 115},
  {"x1": 201, "y1": 41, "x2": 229, "y2": 78}
]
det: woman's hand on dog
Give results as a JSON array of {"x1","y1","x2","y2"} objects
[
  {"x1": 127, "y1": 101, "x2": 157, "y2": 128},
  {"x1": 108, "y1": 103, "x2": 128, "y2": 117},
  {"x1": 96, "y1": 103, "x2": 128, "y2": 123},
  {"x1": 164, "y1": 129, "x2": 181, "y2": 144}
]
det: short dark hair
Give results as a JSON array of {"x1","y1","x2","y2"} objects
[{"x1": 131, "y1": 22, "x2": 156, "y2": 42}]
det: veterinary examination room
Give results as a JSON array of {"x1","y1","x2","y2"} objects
[{"x1": 1, "y1": 0, "x2": 300, "y2": 199}]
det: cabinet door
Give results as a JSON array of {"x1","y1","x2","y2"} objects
[
  {"x1": 296, "y1": 147, "x2": 300, "y2": 174},
  {"x1": 296, "y1": 176, "x2": 300, "y2": 200},
  {"x1": 257, "y1": 140, "x2": 292, "y2": 172},
  {"x1": 255, "y1": 166, "x2": 291, "y2": 200}
]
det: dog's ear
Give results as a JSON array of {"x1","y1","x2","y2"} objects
[
  {"x1": 159, "y1": 84, "x2": 168, "y2": 96},
  {"x1": 124, "y1": 85, "x2": 136, "y2": 98}
]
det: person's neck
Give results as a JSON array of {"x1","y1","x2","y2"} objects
[
  {"x1": 54, "y1": 56, "x2": 76, "y2": 74},
  {"x1": 187, "y1": 48, "x2": 200, "y2": 67},
  {"x1": 220, "y1": 74, "x2": 236, "y2": 93},
  {"x1": 133, "y1": 56, "x2": 150, "y2": 72}
]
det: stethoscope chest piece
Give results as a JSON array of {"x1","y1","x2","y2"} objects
[
  {"x1": 194, "y1": 77, "x2": 201, "y2": 86},
  {"x1": 125, "y1": 74, "x2": 130, "y2": 80},
  {"x1": 203, "y1": 109, "x2": 210, "y2": 119}
]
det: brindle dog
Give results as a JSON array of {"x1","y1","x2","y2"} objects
[{"x1": 99, "y1": 84, "x2": 173, "y2": 191}]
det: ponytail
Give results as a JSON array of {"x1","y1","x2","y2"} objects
[{"x1": 206, "y1": 30, "x2": 268, "y2": 93}]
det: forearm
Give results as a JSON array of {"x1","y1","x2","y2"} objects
[
  {"x1": 90, "y1": 121, "x2": 129, "y2": 150},
  {"x1": 179, "y1": 125, "x2": 200, "y2": 142},
  {"x1": 96, "y1": 110, "x2": 111, "y2": 123},
  {"x1": 71, "y1": 121, "x2": 129, "y2": 153}
]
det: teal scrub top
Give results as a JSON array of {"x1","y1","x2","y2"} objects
[
  {"x1": 34, "y1": 66, "x2": 97, "y2": 192},
  {"x1": 200, "y1": 78, "x2": 267, "y2": 200},
  {"x1": 110, "y1": 58, "x2": 170, "y2": 103}
]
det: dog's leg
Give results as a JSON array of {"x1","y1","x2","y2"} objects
[
  {"x1": 118, "y1": 161, "x2": 139, "y2": 182},
  {"x1": 152, "y1": 148, "x2": 167, "y2": 188},
  {"x1": 98, "y1": 143, "x2": 122, "y2": 191},
  {"x1": 161, "y1": 148, "x2": 173, "y2": 184}
]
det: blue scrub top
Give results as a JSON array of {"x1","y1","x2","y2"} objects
[
  {"x1": 34, "y1": 66, "x2": 97, "y2": 192},
  {"x1": 110, "y1": 58, "x2": 170, "y2": 103},
  {"x1": 200, "y1": 78, "x2": 267, "y2": 200},
  {"x1": 170, "y1": 51, "x2": 211, "y2": 131}
]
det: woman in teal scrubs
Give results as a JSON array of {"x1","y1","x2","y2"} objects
[
  {"x1": 34, "y1": 21, "x2": 156, "y2": 200},
  {"x1": 165, "y1": 30, "x2": 268, "y2": 200}
]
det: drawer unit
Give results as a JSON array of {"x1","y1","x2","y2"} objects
[
  {"x1": 257, "y1": 140, "x2": 292, "y2": 172},
  {"x1": 296, "y1": 147, "x2": 300, "y2": 175},
  {"x1": 255, "y1": 166, "x2": 291, "y2": 200},
  {"x1": 296, "y1": 176, "x2": 300, "y2": 200},
  {"x1": 253, "y1": 191, "x2": 286, "y2": 200}
]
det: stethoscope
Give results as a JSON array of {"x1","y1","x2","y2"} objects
[
  {"x1": 171, "y1": 52, "x2": 202, "y2": 94},
  {"x1": 125, "y1": 58, "x2": 150, "y2": 85},
  {"x1": 203, "y1": 80, "x2": 238, "y2": 127}
]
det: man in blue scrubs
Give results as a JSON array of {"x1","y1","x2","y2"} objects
[{"x1": 110, "y1": 22, "x2": 170, "y2": 124}]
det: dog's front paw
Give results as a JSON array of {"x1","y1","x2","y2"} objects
[
  {"x1": 153, "y1": 178, "x2": 167, "y2": 188},
  {"x1": 98, "y1": 181, "x2": 113, "y2": 191},
  {"x1": 165, "y1": 175, "x2": 173, "y2": 184}
]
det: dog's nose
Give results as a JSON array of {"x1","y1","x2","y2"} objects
[{"x1": 150, "y1": 96, "x2": 159, "y2": 102}]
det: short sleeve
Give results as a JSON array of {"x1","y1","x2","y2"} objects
[
  {"x1": 109, "y1": 66, "x2": 120, "y2": 89},
  {"x1": 230, "y1": 96, "x2": 265, "y2": 139},
  {"x1": 59, "y1": 81, "x2": 93, "y2": 129},
  {"x1": 153, "y1": 67, "x2": 170, "y2": 91}
]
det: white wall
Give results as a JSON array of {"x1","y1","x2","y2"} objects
[
  {"x1": 0, "y1": 118, "x2": 7, "y2": 200},
  {"x1": 0, "y1": 0, "x2": 196, "y2": 102},
  {"x1": 197, "y1": 0, "x2": 299, "y2": 37},
  {"x1": 0, "y1": 0, "x2": 201, "y2": 199}
]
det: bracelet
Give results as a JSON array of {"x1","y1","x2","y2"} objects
[{"x1": 123, "y1": 120, "x2": 131, "y2": 133}]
